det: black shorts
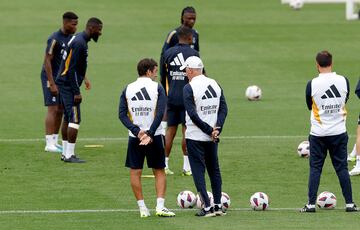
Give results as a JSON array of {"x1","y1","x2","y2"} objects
[
  {"x1": 41, "y1": 72, "x2": 61, "y2": 106},
  {"x1": 125, "y1": 135, "x2": 165, "y2": 169},
  {"x1": 59, "y1": 85, "x2": 81, "y2": 124},
  {"x1": 167, "y1": 104, "x2": 185, "y2": 126}
]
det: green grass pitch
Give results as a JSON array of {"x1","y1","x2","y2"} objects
[{"x1": 0, "y1": 0, "x2": 359, "y2": 229}]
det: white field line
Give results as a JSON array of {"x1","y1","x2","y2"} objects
[
  {"x1": 0, "y1": 135, "x2": 355, "y2": 143},
  {"x1": 0, "y1": 136, "x2": 312, "y2": 143},
  {"x1": 0, "y1": 207, "x2": 300, "y2": 215}
]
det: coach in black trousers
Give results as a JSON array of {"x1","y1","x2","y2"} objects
[
  {"x1": 182, "y1": 56, "x2": 228, "y2": 217},
  {"x1": 301, "y1": 51, "x2": 358, "y2": 212}
]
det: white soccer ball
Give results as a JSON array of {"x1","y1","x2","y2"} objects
[
  {"x1": 297, "y1": 141, "x2": 310, "y2": 158},
  {"x1": 317, "y1": 191, "x2": 337, "y2": 209},
  {"x1": 250, "y1": 192, "x2": 269, "y2": 211},
  {"x1": 196, "y1": 191, "x2": 214, "y2": 209},
  {"x1": 245, "y1": 85, "x2": 262, "y2": 101},
  {"x1": 221, "y1": 192, "x2": 231, "y2": 210},
  {"x1": 289, "y1": 0, "x2": 304, "y2": 10},
  {"x1": 177, "y1": 190, "x2": 197, "y2": 208}
]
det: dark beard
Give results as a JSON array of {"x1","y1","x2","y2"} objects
[{"x1": 92, "y1": 34, "x2": 99, "y2": 42}]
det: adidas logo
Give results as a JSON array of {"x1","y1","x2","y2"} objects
[
  {"x1": 131, "y1": 87, "x2": 151, "y2": 101},
  {"x1": 321, "y1": 84, "x2": 341, "y2": 99},
  {"x1": 202, "y1": 85, "x2": 218, "y2": 100},
  {"x1": 170, "y1": 53, "x2": 185, "y2": 66}
]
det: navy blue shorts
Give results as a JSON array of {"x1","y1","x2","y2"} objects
[
  {"x1": 59, "y1": 85, "x2": 81, "y2": 124},
  {"x1": 125, "y1": 135, "x2": 165, "y2": 169},
  {"x1": 41, "y1": 72, "x2": 60, "y2": 106},
  {"x1": 167, "y1": 104, "x2": 185, "y2": 126}
]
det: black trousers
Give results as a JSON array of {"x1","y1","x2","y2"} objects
[
  {"x1": 186, "y1": 139, "x2": 222, "y2": 208},
  {"x1": 308, "y1": 133, "x2": 353, "y2": 204}
]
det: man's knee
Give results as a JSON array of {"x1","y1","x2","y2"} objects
[
  {"x1": 130, "y1": 169, "x2": 142, "y2": 178},
  {"x1": 166, "y1": 126, "x2": 177, "y2": 136},
  {"x1": 55, "y1": 105, "x2": 63, "y2": 116},
  {"x1": 153, "y1": 168, "x2": 165, "y2": 177},
  {"x1": 47, "y1": 105, "x2": 59, "y2": 115}
]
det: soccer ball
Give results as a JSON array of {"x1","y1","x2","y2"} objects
[
  {"x1": 317, "y1": 191, "x2": 337, "y2": 209},
  {"x1": 297, "y1": 141, "x2": 310, "y2": 158},
  {"x1": 177, "y1": 190, "x2": 197, "y2": 208},
  {"x1": 245, "y1": 85, "x2": 262, "y2": 101},
  {"x1": 196, "y1": 191, "x2": 214, "y2": 209},
  {"x1": 250, "y1": 192, "x2": 269, "y2": 211},
  {"x1": 221, "y1": 192, "x2": 231, "y2": 210},
  {"x1": 289, "y1": 0, "x2": 304, "y2": 10}
]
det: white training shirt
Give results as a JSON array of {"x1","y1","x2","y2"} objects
[
  {"x1": 309, "y1": 72, "x2": 348, "y2": 136},
  {"x1": 125, "y1": 77, "x2": 162, "y2": 137},
  {"x1": 185, "y1": 75, "x2": 222, "y2": 141}
]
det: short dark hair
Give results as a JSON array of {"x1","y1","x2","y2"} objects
[
  {"x1": 62, "y1": 12, "x2": 78, "y2": 20},
  {"x1": 177, "y1": 26, "x2": 192, "y2": 40},
  {"x1": 181, "y1": 6, "x2": 196, "y2": 24},
  {"x1": 137, "y1": 58, "x2": 158, "y2": 76},
  {"x1": 316, "y1": 50, "x2": 332, "y2": 67},
  {"x1": 86, "y1": 17, "x2": 103, "y2": 27}
]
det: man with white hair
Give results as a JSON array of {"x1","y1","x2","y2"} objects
[{"x1": 182, "y1": 56, "x2": 228, "y2": 217}]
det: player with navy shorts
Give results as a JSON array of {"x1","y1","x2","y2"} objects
[
  {"x1": 119, "y1": 58, "x2": 175, "y2": 218},
  {"x1": 56, "y1": 17, "x2": 103, "y2": 163},
  {"x1": 160, "y1": 26, "x2": 200, "y2": 176},
  {"x1": 40, "y1": 12, "x2": 78, "y2": 153},
  {"x1": 300, "y1": 51, "x2": 358, "y2": 212}
]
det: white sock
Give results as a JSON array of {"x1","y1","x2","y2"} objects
[
  {"x1": 66, "y1": 143, "x2": 75, "y2": 159},
  {"x1": 183, "y1": 155, "x2": 191, "y2": 172},
  {"x1": 346, "y1": 203, "x2": 355, "y2": 208},
  {"x1": 137, "y1": 200, "x2": 146, "y2": 208},
  {"x1": 355, "y1": 156, "x2": 360, "y2": 168},
  {"x1": 307, "y1": 204, "x2": 315, "y2": 208},
  {"x1": 156, "y1": 197, "x2": 165, "y2": 210},
  {"x1": 53, "y1": 134, "x2": 59, "y2": 146},
  {"x1": 350, "y1": 144, "x2": 357, "y2": 157},
  {"x1": 45, "y1": 135, "x2": 53, "y2": 147},
  {"x1": 165, "y1": 157, "x2": 169, "y2": 169},
  {"x1": 62, "y1": 140, "x2": 68, "y2": 156},
  {"x1": 204, "y1": 206, "x2": 211, "y2": 211}
]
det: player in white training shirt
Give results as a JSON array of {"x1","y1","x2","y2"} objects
[
  {"x1": 300, "y1": 51, "x2": 358, "y2": 212},
  {"x1": 119, "y1": 58, "x2": 175, "y2": 218}
]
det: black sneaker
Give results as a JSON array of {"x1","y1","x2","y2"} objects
[
  {"x1": 61, "y1": 155, "x2": 65, "y2": 161},
  {"x1": 214, "y1": 205, "x2": 226, "y2": 216},
  {"x1": 64, "y1": 155, "x2": 86, "y2": 163},
  {"x1": 300, "y1": 204, "x2": 316, "y2": 213},
  {"x1": 346, "y1": 204, "x2": 359, "y2": 212},
  {"x1": 195, "y1": 207, "x2": 215, "y2": 217}
]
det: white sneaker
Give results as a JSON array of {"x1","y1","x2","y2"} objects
[
  {"x1": 139, "y1": 207, "x2": 150, "y2": 218},
  {"x1": 165, "y1": 168, "x2": 174, "y2": 175},
  {"x1": 44, "y1": 145, "x2": 62, "y2": 153},
  {"x1": 182, "y1": 170, "x2": 192, "y2": 176},
  {"x1": 349, "y1": 166, "x2": 360, "y2": 176},
  {"x1": 155, "y1": 207, "x2": 175, "y2": 217},
  {"x1": 347, "y1": 155, "x2": 356, "y2": 162}
]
